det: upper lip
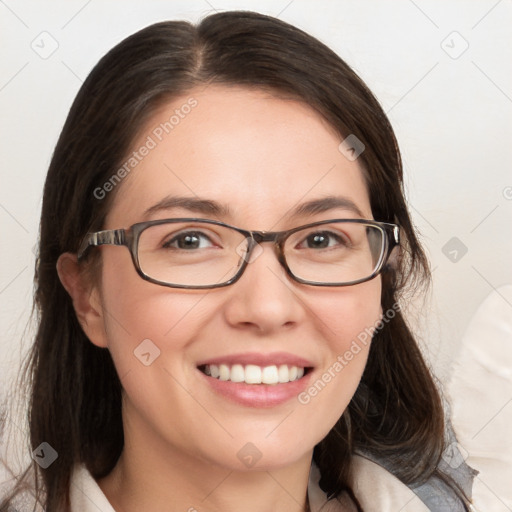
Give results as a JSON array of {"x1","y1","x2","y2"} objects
[{"x1": 196, "y1": 352, "x2": 315, "y2": 368}]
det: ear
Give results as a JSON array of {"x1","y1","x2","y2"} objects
[
  {"x1": 386, "y1": 244, "x2": 401, "y2": 271},
  {"x1": 56, "y1": 252, "x2": 109, "y2": 348}
]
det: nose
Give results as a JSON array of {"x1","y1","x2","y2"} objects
[{"x1": 222, "y1": 242, "x2": 305, "y2": 334}]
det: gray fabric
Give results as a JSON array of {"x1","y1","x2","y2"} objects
[
  {"x1": 358, "y1": 419, "x2": 478, "y2": 511},
  {"x1": 411, "y1": 420, "x2": 478, "y2": 511}
]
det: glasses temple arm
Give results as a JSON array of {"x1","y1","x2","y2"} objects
[{"x1": 77, "y1": 229, "x2": 126, "y2": 260}]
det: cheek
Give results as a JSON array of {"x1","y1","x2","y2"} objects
[
  {"x1": 97, "y1": 252, "x2": 213, "y2": 372},
  {"x1": 311, "y1": 277, "x2": 382, "y2": 349},
  {"x1": 298, "y1": 279, "x2": 382, "y2": 426},
  {"x1": 97, "y1": 263, "x2": 224, "y2": 450}
]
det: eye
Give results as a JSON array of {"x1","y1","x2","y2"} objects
[
  {"x1": 297, "y1": 230, "x2": 349, "y2": 249},
  {"x1": 163, "y1": 231, "x2": 215, "y2": 250}
]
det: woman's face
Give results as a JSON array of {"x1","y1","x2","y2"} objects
[{"x1": 90, "y1": 85, "x2": 382, "y2": 471}]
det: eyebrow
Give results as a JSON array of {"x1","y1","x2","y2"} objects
[
  {"x1": 290, "y1": 195, "x2": 366, "y2": 219},
  {"x1": 143, "y1": 195, "x2": 232, "y2": 219},
  {"x1": 143, "y1": 194, "x2": 366, "y2": 221}
]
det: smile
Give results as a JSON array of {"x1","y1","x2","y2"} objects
[
  {"x1": 196, "y1": 352, "x2": 315, "y2": 407},
  {"x1": 199, "y1": 364, "x2": 308, "y2": 384}
]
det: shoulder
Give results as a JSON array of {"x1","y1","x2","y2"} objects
[
  {"x1": 350, "y1": 454, "x2": 431, "y2": 512},
  {"x1": 310, "y1": 450, "x2": 475, "y2": 512},
  {"x1": 351, "y1": 446, "x2": 476, "y2": 512},
  {"x1": 309, "y1": 456, "x2": 430, "y2": 512}
]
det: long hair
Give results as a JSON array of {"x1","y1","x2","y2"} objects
[{"x1": 1, "y1": 11, "x2": 470, "y2": 511}]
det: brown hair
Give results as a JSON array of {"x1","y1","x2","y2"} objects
[{"x1": 1, "y1": 11, "x2": 470, "y2": 511}]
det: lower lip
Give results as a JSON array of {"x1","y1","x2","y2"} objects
[{"x1": 198, "y1": 368, "x2": 313, "y2": 408}]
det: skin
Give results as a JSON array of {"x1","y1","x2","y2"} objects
[{"x1": 58, "y1": 85, "x2": 383, "y2": 512}]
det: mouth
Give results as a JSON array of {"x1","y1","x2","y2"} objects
[
  {"x1": 198, "y1": 363, "x2": 312, "y2": 385},
  {"x1": 195, "y1": 352, "x2": 315, "y2": 407}
]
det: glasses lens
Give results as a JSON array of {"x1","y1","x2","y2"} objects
[
  {"x1": 284, "y1": 222, "x2": 385, "y2": 284},
  {"x1": 137, "y1": 221, "x2": 248, "y2": 287}
]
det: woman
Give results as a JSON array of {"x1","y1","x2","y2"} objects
[{"x1": 1, "y1": 10, "x2": 476, "y2": 512}]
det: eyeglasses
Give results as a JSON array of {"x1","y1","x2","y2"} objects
[{"x1": 77, "y1": 218, "x2": 399, "y2": 289}]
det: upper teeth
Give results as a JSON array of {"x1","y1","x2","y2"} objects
[{"x1": 203, "y1": 364, "x2": 305, "y2": 384}]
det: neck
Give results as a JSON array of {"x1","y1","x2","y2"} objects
[{"x1": 98, "y1": 411, "x2": 313, "y2": 512}]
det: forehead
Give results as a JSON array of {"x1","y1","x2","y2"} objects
[{"x1": 106, "y1": 85, "x2": 371, "y2": 229}]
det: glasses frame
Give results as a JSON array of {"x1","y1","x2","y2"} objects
[{"x1": 77, "y1": 218, "x2": 400, "y2": 289}]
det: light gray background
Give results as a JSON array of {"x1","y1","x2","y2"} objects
[{"x1": 1, "y1": 0, "x2": 511, "y2": 417}]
